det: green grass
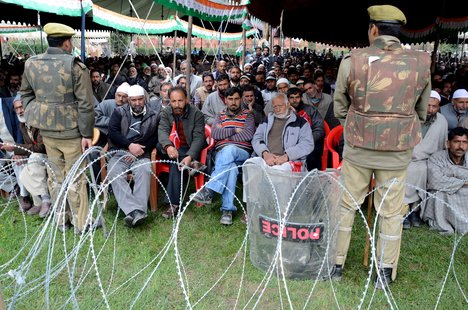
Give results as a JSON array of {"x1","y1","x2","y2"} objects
[{"x1": 0, "y1": 188, "x2": 466, "y2": 309}]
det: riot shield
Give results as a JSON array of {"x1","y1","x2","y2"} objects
[{"x1": 243, "y1": 160, "x2": 342, "y2": 280}]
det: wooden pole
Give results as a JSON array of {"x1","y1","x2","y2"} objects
[
  {"x1": 241, "y1": 27, "x2": 246, "y2": 69},
  {"x1": 80, "y1": 0, "x2": 86, "y2": 60},
  {"x1": 172, "y1": 13, "x2": 178, "y2": 79},
  {"x1": 431, "y1": 30, "x2": 441, "y2": 74},
  {"x1": 186, "y1": 15, "x2": 193, "y2": 103}
]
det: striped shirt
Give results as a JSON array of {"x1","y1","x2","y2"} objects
[{"x1": 211, "y1": 109, "x2": 255, "y2": 153}]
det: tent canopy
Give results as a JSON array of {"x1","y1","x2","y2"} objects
[
  {"x1": 247, "y1": 0, "x2": 468, "y2": 46},
  {"x1": 0, "y1": 0, "x2": 256, "y2": 41}
]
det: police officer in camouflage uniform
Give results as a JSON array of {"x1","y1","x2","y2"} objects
[
  {"x1": 20, "y1": 23, "x2": 95, "y2": 234},
  {"x1": 332, "y1": 5, "x2": 431, "y2": 289}
]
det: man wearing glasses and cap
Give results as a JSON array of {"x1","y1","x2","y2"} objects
[{"x1": 20, "y1": 22, "x2": 95, "y2": 234}]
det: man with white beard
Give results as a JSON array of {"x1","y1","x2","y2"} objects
[
  {"x1": 11, "y1": 93, "x2": 51, "y2": 217},
  {"x1": 403, "y1": 91, "x2": 448, "y2": 229}
]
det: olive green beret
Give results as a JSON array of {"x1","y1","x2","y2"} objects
[
  {"x1": 43, "y1": 23, "x2": 75, "y2": 38},
  {"x1": 367, "y1": 5, "x2": 406, "y2": 25}
]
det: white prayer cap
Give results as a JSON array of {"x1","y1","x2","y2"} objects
[
  {"x1": 276, "y1": 77, "x2": 290, "y2": 87},
  {"x1": 158, "y1": 64, "x2": 165, "y2": 69},
  {"x1": 430, "y1": 90, "x2": 441, "y2": 102},
  {"x1": 116, "y1": 82, "x2": 130, "y2": 95},
  {"x1": 244, "y1": 63, "x2": 252, "y2": 69},
  {"x1": 127, "y1": 85, "x2": 145, "y2": 97},
  {"x1": 452, "y1": 88, "x2": 468, "y2": 99}
]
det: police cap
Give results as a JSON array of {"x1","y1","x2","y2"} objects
[
  {"x1": 43, "y1": 23, "x2": 76, "y2": 38},
  {"x1": 367, "y1": 5, "x2": 406, "y2": 25}
]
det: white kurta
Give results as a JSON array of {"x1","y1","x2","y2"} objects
[
  {"x1": 404, "y1": 113, "x2": 448, "y2": 206},
  {"x1": 423, "y1": 150, "x2": 468, "y2": 235}
]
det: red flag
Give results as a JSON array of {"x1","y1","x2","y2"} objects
[{"x1": 169, "y1": 122, "x2": 180, "y2": 149}]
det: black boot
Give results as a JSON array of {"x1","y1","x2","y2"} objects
[
  {"x1": 403, "y1": 216, "x2": 411, "y2": 230},
  {"x1": 330, "y1": 264, "x2": 343, "y2": 281},
  {"x1": 374, "y1": 267, "x2": 392, "y2": 289},
  {"x1": 409, "y1": 206, "x2": 422, "y2": 227}
]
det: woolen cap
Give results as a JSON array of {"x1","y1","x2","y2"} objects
[
  {"x1": 127, "y1": 85, "x2": 145, "y2": 97},
  {"x1": 43, "y1": 23, "x2": 76, "y2": 37},
  {"x1": 430, "y1": 90, "x2": 441, "y2": 101},
  {"x1": 116, "y1": 82, "x2": 130, "y2": 95},
  {"x1": 276, "y1": 78, "x2": 290, "y2": 87},
  {"x1": 452, "y1": 88, "x2": 468, "y2": 99},
  {"x1": 367, "y1": 5, "x2": 406, "y2": 25}
]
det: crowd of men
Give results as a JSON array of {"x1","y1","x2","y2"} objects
[{"x1": 1, "y1": 7, "x2": 468, "y2": 289}]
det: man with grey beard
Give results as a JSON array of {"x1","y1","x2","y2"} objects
[
  {"x1": 11, "y1": 93, "x2": 51, "y2": 217},
  {"x1": 249, "y1": 93, "x2": 313, "y2": 171},
  {"x1": 403, "y1": 90, "x2": 448, "y2": 229},
  {"x1": 107, "y1": 85, "x2": 160, "y2": 228}
]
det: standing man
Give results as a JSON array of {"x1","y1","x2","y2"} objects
[
  {"x1": 332, "y1": 5, "x2": 431, "y2": 289},
  {"x1": 21, "y1": 23, "x2": 95, "y2": 234}
]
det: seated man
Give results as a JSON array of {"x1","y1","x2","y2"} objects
[
  {"x1": 95, "y1": 82, "x2": 130, "y2": 140},
  {"x1": 0, "y1": 95, "x2": 23, "y2": 198},
  {"x1": 287, "y1": 87, "x2": 325, "y2": 170},
  {"x1": 158, "y1": 86, "x2": 206, "y2": 219},
  {"x1": 159, "y1": 82, "x2": 172, "y2": 109},
  {"x1": 241, "y1": 84, "x2": 264, "y2": 127},
  {"x1": 440, "y1": 89, "x2": 468, "y2": 131},
  {"x1": 194, "y1": 72, "x2": 214, "y2": 110},
  {"x1": 423, "y1": 127, "x2": 468, "y2": 235},
  {"x1": 190, "y1": 87, "x2": 255, "y2": 225},
  {"x1": 403, "y1": 91, "x2": 448, "y2": 229},
  {"x1": 248, "y1": 93, "x2": 314, "y2": 171},
  {"x1": 107, "y1": 85, "x2": 160, "y2": 227},
  {"x1": 12, "y1": 93, "x2": 51, "y2": 217},
  {"x1": 202, "y1": 73, "x2": 230, "y2": 125}
]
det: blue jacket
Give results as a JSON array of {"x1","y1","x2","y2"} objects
[
  {"x1": 252, "y1": 111, "x2": 314, "y2": 161},
  {"x1": 1, "y1": 97, "x2": 23, "y2": 144}
]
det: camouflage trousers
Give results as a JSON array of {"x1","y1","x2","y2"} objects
[
  {"x1": 42, "y1": 136, "x2": 89, "y2": 232},
  {"x1": 335, "y1": 160, "x2": 408, "y2": 281}
]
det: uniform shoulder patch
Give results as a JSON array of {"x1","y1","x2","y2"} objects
[{"x1": 74, "y1": 57, "x2": 87, "y2": 69}]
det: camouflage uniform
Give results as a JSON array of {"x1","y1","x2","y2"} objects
[
  {"x1": 21, "y1": 47, "x2": 95, "y2": 232},
  {"x1": 333, "y1": 35, "x2": 431, "y2": 280}
]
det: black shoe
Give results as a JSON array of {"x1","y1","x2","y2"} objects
[
  {"x1": 403, "y1": 216, "x2": 411, "y2": 230},
  {"x1": 374, "y1": 268, "x2": 392, "y2": 289},
  {"x1": 132, "y1": 210, "x2": 148, "y2": 227},
  {"x1": 330, "y1": 264, "x2": 343, "y2": 281},
  {"x1": 124, "y1": 211, "x2": 137, "y2": 227},
  {"x1": 409, "y1": 211, "x2": 421, "y2": 227}
]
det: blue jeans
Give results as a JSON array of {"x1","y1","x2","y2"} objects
[{"x1": 206, "y1": 145, "x2": 250, "y2": 212}]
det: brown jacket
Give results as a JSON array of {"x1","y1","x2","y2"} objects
[{"x1": 14, "y1": 123, "x2": 46, "y2": 156}]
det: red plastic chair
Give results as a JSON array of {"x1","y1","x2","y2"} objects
[
  {"x1": 154, "y1": 124, "x2": 215, "y2": 209},
  {"x1": 325, "y1": 125, "x2": 343, "y2": 169},
  {"x1": 320, "y1": 121, "x2": 331, "y2": 170}
]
